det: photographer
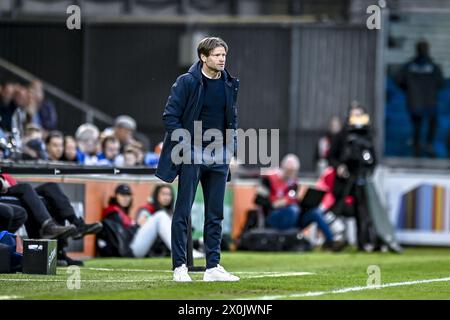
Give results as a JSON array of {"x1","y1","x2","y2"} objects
[{"x1": 328, "y1": 104, "x2": 378, "y2": 251}]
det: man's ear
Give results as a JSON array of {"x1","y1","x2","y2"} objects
[{"x1": 200, "y1": 53, "x2": 207, "y2": 63}]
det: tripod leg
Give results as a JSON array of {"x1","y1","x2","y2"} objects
[{"x1": 187, "y1": 217, "x2": 205, "y2": 272}]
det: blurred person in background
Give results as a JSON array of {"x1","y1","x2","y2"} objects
[
  {"x1": 397, "y1": 40, "x2": 444, "y2": 158},
  {"x1": 97, "y1": 135, "x2": 120, "y2": 166},
  {"x1": 144, "y1": 141, "x2": 162, "y2": 168},
  {"x1": 122, "y1": 145, "x2": 139, "y2": 167},
  {"x1": 23, "y1": 123, "x2": 43, "y2": 143},
  {"x1": 75, "y1": 123, "x2": 100, "y2": 165},
  {"x1": 0, "y1": 81, "x2": 18, "y2": 132},
  {"x1": 113, "y1": 115, "x2": 136, "y2": 152},
  {"x1": 327, "y1": 104, "x2": 386, "y2": 252},
  {"x1": 29, "y1": 80, "x2": 58, "y2": 132},
  {"x1": 61, "y1": 135, "x2": 77, "y2": 162},
  {"x1": 0, "y1": 174, "x2": 76, "y2": 240},
  {"x1": 45, "y1": 130, "x2": 64, "y2": 161},
  {"x1": 255, "y1": 154, "x2": 343, "y2": 251},
  {"x1": 10, "y1": 85, "x2": 30, "y2": 147},
  {"x1": 315, "y1": 116, "x2": 343, "y2": 175}
]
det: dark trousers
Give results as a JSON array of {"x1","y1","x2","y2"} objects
[
  {"x1": 6, "y1": 183, "x2": 76, "y2": 244},
  {"x1": 172, "y1": 163, "x2": 229, "y2": 269},
  {"x1": 6, "y1": 183, "x2": 52, "y2": 238},
  {"x1": 0, "y1": 202, "x2": 27, "y2": 233},
  {"x1": 411, "y1": 114, "x2": 437, "y2": 153},
  {"x1": 35, "y1": 183, "x2": 77, "y2": 251},
  {"x1": 35, "y1": 183, "x2": 76, "y2": 224}
]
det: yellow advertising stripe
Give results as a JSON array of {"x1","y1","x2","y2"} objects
[{"x1": 435, "y1": 187, "x2": 443, "y2": 231}]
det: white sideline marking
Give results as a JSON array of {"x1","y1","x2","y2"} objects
[
  {"x1": 249, "y1": 276, "x2": 450, "y2": 300},
  {"x1": 83, "y1": 267, "x2": 314, "y2": 276},
  {"x1": 84, "y1": 267, "x2": 173, "y2": 273},
  {"x1": 246, "y1": 272, "x2": 314, "y2": 279},
  {"x1": 0, "y1": 271, "x2": 313, "y2": 284},
  {"x1": 0, "y1": 295, "x2": 23, "y2": 300}
]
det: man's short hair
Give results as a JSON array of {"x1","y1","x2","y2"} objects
[
  {"x1": 45, "y1": 130, "x2": 64, "y2": 145},
  {"x1": 75, "y1": 123, "x2": 99, "y2": 141},
  {"x1": 115, "y1": 115, "x2": 136, "y2": 131},
  {"x1": 197, "y1": 37, "x2": 228, "y2": 60}
]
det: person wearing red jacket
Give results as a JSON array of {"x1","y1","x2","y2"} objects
[{"x1": 254, "y1": 154, "x2": 345, "y2": 251}]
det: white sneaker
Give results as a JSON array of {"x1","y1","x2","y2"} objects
[
  {"x1": 173, "y1": 264, "x2": 192, "y2": 282},
  {"x1": 203, "y1": 264, "x2": 240, "y2": 282}
]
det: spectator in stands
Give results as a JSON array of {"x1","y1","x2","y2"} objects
[
  {"x1": 117, "y1": 145, "x2": 139, "y2": 167},
  {"x1": 29, "y1": 80, "x2": 58, "y2": 131},
  {"x1": 75, "y1": 123, "x2": 100, "y2": 165},
  {"x1": 61, "y1": 135, "x2": 77, "y2": 162},
  {"x1": 144, "y1": 141, "x2": 162, "y2": 168},
  {"x1": 97, "y1": 135, "x2": 120, "y2": 166},
  {"x1": 254, "y1": 154, "x2": 344, "y2": 251},
  {"x1": 23, "y1": 123, "x2": 43, "y2": 143},
  {"x1": 315, "y1": 116, "x2": 342, "y2": 175},
  {"x1": 22, "y1": 138, "x2": 47, "y2": 161},
  {"x1": 397, "y1": 40, "x2": 444, "y2": 157},
  {"x1": 10, "y1": 85, "x2": 30, "y2": 147},
  {"x1": 0, "y1": 81, "x2": 18, "y2": 132},
  {"x1": 45, "y1": 130, "x2": 64, "y2": 161},
  {"x1": 0, "y1": 173, "x2": 102, "y2": 265},
  {"x1": 114, "y1": 115, "x2": 136, "y2": 152}
]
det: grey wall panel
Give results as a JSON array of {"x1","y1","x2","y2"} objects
[{"x1": 297, "y1": 26, "x2": 377, "y2": 131}]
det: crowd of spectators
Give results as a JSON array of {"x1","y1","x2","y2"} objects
[{"x1": 0, "y1": 80, "x2": 161, "y2": 167}]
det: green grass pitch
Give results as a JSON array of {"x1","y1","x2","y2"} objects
[{"x1": 1, "y1": 248, "x2": 450, "y2": 300}]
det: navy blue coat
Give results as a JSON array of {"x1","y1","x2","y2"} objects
[{"x1": 156, "y1": 61, "x2": 240, "y2": 183}]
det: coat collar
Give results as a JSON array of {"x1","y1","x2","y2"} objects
[{"x1": 188, "y1": 60, "x2": 234, "y2": 87}]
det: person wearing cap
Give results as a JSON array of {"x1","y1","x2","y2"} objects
[
  {"x1": 156, "y1": 37, "x2": 240, "y2": 282},
  {"x1": 114, "y1": 115, "x2": 136, "y2": 152},
  {"x1": 101, "y1": 184, "x2": 176, "y2": 258}
]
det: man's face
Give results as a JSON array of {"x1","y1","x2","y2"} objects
[
  {"x1": 64, "y1": 138, "x2": 77, "y2": 160},
  {"x1": 282, "y1": 158, "x2": 300, "y2": 179},
  {"x1": 47, "y1": 137, "x2": 64, "y2": 160},
  {"x1": 2, "y1": 84, "x2": 16, "y2": 101},
  {"x1": 14, "y1": 87, "x2": 29, "y2": 107},
  {"x1": 201, "y1": 46, "x2": 227, "y2": 72},
  {"x1": 104, "y1": 140, "x2": 120, "y2": 160},
  {"x1": 115, "y1": 127, "x2": 132, "y2": 144}
]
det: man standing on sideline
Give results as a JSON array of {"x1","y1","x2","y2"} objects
[{"x1": 156, "y1": 37, "x2": 240, "y2": 282}]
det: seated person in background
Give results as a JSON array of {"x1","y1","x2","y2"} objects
[
  {"x1": 29, "y1": 80, "x2": 58, "y2": 132},
  {"x1": 131, "y1": 184, "x2": 174, "y2": 257},
  {"x1": 0, "y1": 173, "x2": 102, "y2": 265},
  {"x1": 45, "y1": 130, "x2": 64, "y2": 161},
  {"x1": 97, "y1": 135, "x2": 120, "y2": 166},
  {"x1": 0, "y1": 173, "x2": 75, "y2": 240},
  {"x1": 144, "y1": 141, "x2": 162, "y2": 168},
  {"x1": 254, "y1": 154, "x2": 344, "y2": 251},
  {"x1": 75, "y1": 123, "x2": 100, "y2": 165},
  {"x1": 101, "y1": 184, "x2": 202, "y2": 258},
  {"x1": 22, "y1": 138, "x2": 47, "y2": 160},
  {"x1": 61, "y1": 135, "x2": 77, "y2": 162},
  {"x1": 113, "y1": 115, "x2": 136, "y2": 152}
]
